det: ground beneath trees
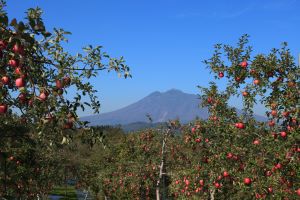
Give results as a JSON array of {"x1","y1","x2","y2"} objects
[{"x1": 48, "y1": 186, "x2": 92, "y2": 200}]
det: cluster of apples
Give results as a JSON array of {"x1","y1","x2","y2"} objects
[
  {"x1": 173, "y1": 176, "x2": 205, "y2": 197},
  {"x1": 217, "y1": 61, "x2": 263, "y2": 90},
  {"x1": 0, "y1": 41, "x2": 25, "y2": 113},
  {"x1": 0, "y1": 39, "x2": 71, "y2": 115},
  {"x1": 173, "y1": 173, "x2": 253, "y2": 198},
  {"x1": 0, "y1": 151, "x2": 21, "y2": 165}
]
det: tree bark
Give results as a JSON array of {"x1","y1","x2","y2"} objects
[
  {"x1": 210, "y1": 187, "x2": 215, "y2": 200},
  {"x1": 156, "y1": 130, "x2": 168, "y2": 200}
]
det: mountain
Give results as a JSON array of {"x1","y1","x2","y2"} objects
[
  {"x1": 81, "y1": 89, "x2": 208, "y2": 126},
  {"x1": 81, "y1": 89, "x2": 266, "y2": 127}
]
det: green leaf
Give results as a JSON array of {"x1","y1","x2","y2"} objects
[{"x1": 10, "y1": 18, "x2": 17, "y2": 26}]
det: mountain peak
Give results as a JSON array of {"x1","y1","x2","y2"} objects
[
  {"x1": 164, "y1": 89, "x2": 184, "y2": 94},
  {"x1": 81, "y1": 89, "x2": 266, "y2": 127},
  {"x1": 148, "y1": 89, "x2": 184, "y2": 97},
  {"x1": 148, "y1": 91, "x2": 161, "y2": 97}
]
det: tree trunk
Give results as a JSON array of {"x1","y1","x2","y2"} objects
[
  {"x1": 156, "y1": 129, "x2": 169, "y2": 200},
  {"x1": 210, "y1": 187, "x2": 215, "y2": 200}
]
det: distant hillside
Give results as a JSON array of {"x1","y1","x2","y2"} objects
[
  {"x1": 81, "y1": 89, "x2": 208, "y2": 126},
  {"x1": 120, "y1": 122, "x2": 167, "y2": 132},
  {"x1": 81, "y1": 89, "x2": 266, "y2": 127}
]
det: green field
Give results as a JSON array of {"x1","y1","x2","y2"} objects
[{"x1": 49, "y1": 186, "x2": 77, "y2": 200}]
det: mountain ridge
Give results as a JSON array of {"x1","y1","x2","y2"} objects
[{"x1": 81, "y1": 89, "x2": 265, "y2": 126}]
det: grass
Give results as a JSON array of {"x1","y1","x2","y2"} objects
[{"x1": 49, "y1": 185, "x2": 77, "y2": 200}]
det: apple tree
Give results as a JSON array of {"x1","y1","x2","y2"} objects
[
  {"x1": 168, "y1": 35, "x2": 299, "y2": 199},
  {"x1": 0, "y1": 0, "x2": 130, "y2": 198}
]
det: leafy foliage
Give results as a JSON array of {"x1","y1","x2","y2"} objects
[{"x1": 0, "y1": 1, "x2": 130, "y2": 198}]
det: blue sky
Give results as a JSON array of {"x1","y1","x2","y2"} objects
[{"x1": 8, "y1": 0, "x2": 300, "y2": 116}]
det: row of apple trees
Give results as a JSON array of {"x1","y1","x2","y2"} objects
[{"x1": 75, "y1": 35, "x2": 299, "y2": 200}]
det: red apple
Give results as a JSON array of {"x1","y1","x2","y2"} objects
[
  {"x1": 199, "y1": 179, "x2": 204, "y2": 186},
  {"x1": 184, "y1": 179, "x2": 190, "y2": 186},
  {"x1": 15, "y1": 78, "x2": 25, "y2": 88},
  {"x1": 214, "y1": 182, "x2": 221, "y2": 188},
  {"x1": 55, "y1": 79, "x2": 63, "y2": 89},
  {"x1": 235, "y1": 122, "x2": 245, "y2": 129},
  {"x1": 226, "y1": 152, "x2": 233, "y2": 159},
  {"x1": 223, "y1": 171, "x2": 229, "y2": 177},
  {"x1": 195, "y1": 138, "x2": 201, "y2": 143},
  {"x1": 240, "y1": 61, "x2": 248, "y2": 68},
  {"x1": 280, "y1": 131, "x2": 287, "y2": 138},
  {"x1": 253, "y1": 79, "x2": 260, "y2": 85},
  {"x1": 287, "y1": 125, "x2": 293, "y2": 131},
  {"x1": 275, "y1": 163, "x2": 282, "y2": 169},
  {"x1": 265, "y1": 170, "x2": 272, "y2": 177},
  {"x1": 212, "y1": 116, "x2": 218, "y2": 121},
  {"x1": 14, "y1": 67, "x2": 22, "y2": 75},
  {"x1": 39, "y1": 92, "x2": 48, "y2": 101},
  {"x1": 218, "y1": 72, "x2": 224, "y2": 78},
  {"x1": 296, "y1": 188, "x2": 300, "y2": 196},
  {"x1": 271, "y1": 110, "x2": 277, "y2": 117},
  {"x1": 244, "y1": 177, "x2": 252, "y2": 185},
  {"x1": 1, "y1": 76, "x2": 10, "y2": 85},
  {"x1": 292, "y1": 118, "x2": 297, "y2": 124},
  {"x1": 12, "y1": 44, "x2": 24, "y2": 55},
  {"x1": 268, "y1": 120, "x2": 275, "y2": 127},
  {"x1": 8, "y1": 59, "x2": 18, "y2": 68},
  {"x1": 191, "y1": 127, "x2": 196, "y2": 133},
  {"x1": 253, "y1": 139, "x2": 260, "y2": 145},
  {"x1": 242, "y1": 91, "x2": 248, "y2": 97},
  {"x1": 282, "y1": 111, "x2": 289, "y2": 118},
  {"x1": 0, "y1": 104, "x2": 8, "y2": 114},
  {"x1": 207, "y1": 97, "x2": 213, "y2": 104}
]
